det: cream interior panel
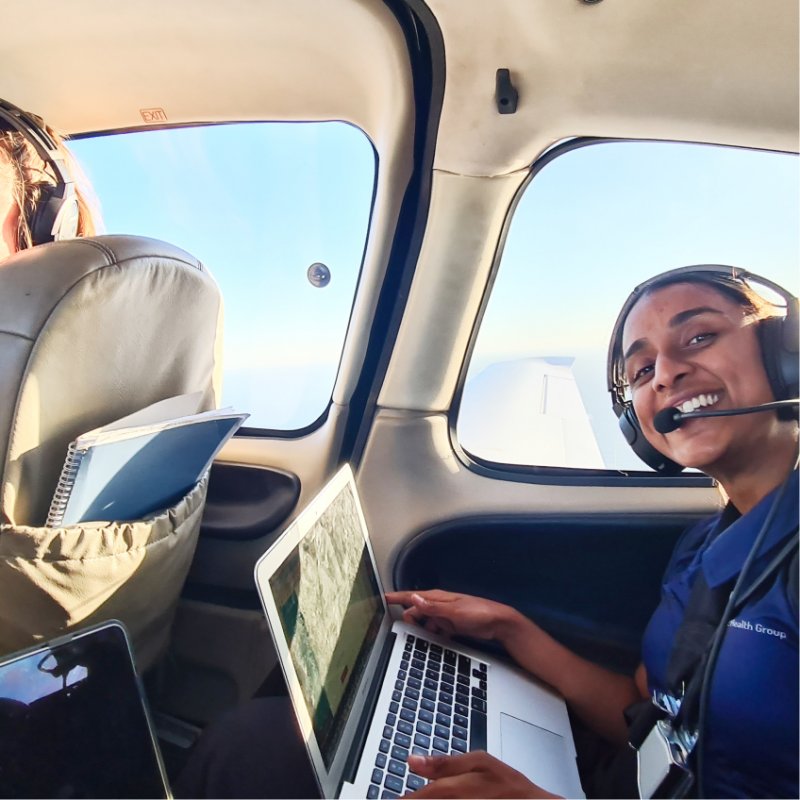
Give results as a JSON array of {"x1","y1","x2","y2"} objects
[
  {"x1": 378, "y1": 169, "x2": 528, "y2": 411},
  {"x1": 2, "y1": 0, "x2": 412, "y2": 141},
  {"x1": 357, "y1": 410, "x2": 721, "y2": 591},
  {"x1": 429, "y1": 0, "x2": 799, "y2": 176},
  {"x1": 332, "y1": 160, "x2": 413, "y2": 406},
  {"x1": 4, "y1": 0, "x2": 795, "y2": 173}
]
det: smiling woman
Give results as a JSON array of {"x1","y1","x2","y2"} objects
[
  {"x1": 381, "y1": 266, "x2": 798, "y2": 800},
  {"x1": 172, "y1": 264, "x2": 798, "y2": 800},
  {"x1": 624, "y1": 285, "x2": 780, "y2": 478},
  {"x1": 606, "y1": 266, "x2": 798, "y2": 798},
  {"x1": 610, "y1": 267, "x2": 798, "y2": 485}
]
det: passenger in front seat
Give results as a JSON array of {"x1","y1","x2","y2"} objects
[
  {"x1": 389, "y1": 266, "x2": 798, "y2": 799},
  {"x1": 0, "y1": 101, "x2": 98, "y2": 261}
]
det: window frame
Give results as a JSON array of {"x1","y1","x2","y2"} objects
[
  {"x1": 449, "y1": 135, "x2": 795, "y2": 487},
  {"x1": 71, "y1": 120, "x2": 380, "y2": 438}
]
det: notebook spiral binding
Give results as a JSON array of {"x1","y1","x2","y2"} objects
[{"x1": 45, "y1": 442, "x2": 86, "y2": 527}]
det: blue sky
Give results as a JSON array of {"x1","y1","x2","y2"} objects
[{"x1": 71, "y1": 123, "x2": 374, "y2": 428}]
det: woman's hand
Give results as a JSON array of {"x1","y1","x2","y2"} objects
[
  {"x1": 385, "y1": 589, "x2": 521, "y2": 642},
  {"x1": 406, "y1": 752, "x2": 561, "y2": 799}
]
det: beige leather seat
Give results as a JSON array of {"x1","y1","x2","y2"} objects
[{"x1": 0, "y1": 234, "x2": 223, "y2": 668}]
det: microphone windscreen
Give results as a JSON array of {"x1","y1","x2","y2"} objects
[{"x1": 654, "y1": 407, "x2": 682, "y2": 434}]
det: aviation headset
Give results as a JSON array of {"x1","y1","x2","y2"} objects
[
  {"x1": 0, "y1": 97, "x2": 79, "y2": 247},
  {"x1": 607, "y1": 264, "x2": 799, "y2": 474}
]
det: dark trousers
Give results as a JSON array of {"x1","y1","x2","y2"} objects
[
  {"x1": 175, "y1": 699, "x2": 638, "y2": 799},
  {"x1": 174, "y1": 697, "x2": 320, "y2": 799},
  {"x1": 570, "y1": 710, "x2": 639, "y2": 799}
]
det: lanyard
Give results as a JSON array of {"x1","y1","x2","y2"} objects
[
  {"x1": 664, "y1": 571, "x2": 730, "y2": 732},
  {"x1": 664, "y1": 477, "x2": 798, "y2": 735}
]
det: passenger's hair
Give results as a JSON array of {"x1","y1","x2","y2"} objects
[
  {"x1": 0, "y1": 125, "x2": 100, "y2": 250},
  {"x1": 633, "y1": 271, "x2": 780, "y2": 323}
]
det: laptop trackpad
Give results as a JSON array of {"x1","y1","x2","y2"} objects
[{"x1": 500, "y1": 713, "x2": 574, "y2": 798}]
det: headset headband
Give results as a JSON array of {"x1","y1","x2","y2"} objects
[
  {"x1": 607, "y1": 264, "x2": 795, "y2": 410},
  {"x1": 0, "y1": 98, "x2": 72, "y2": 190}
]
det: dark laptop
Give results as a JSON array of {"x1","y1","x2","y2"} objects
[{"x1": 0, "y1": 620, "x2": 171, "y2": 799}]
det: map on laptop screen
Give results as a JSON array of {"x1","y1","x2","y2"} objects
[{"x1": 268, "y1": 481, "x2": 384, "y2": 767}]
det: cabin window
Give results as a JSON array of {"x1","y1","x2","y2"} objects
[
  {"x1": 457, "y1": 141, "x2": 798, "y2": 472},
  {"x1": 70, "y1": 122, "x2": 375, "y2": 431}
]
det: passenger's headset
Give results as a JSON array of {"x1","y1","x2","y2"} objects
[
  {"x1": 0, "y1": 97, "x2": 79, "y2": 246},
  {"x1": 607, "y1": 265, "x2": 799, "y2": 474}
]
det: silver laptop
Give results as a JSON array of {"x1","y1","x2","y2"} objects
[{"x1": 254, "y1": 465, "x2": 584, "y2": 799}]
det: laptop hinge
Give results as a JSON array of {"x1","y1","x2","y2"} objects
[{"x1": 340, "y1": 630, "x2": 397, "y2": 789}]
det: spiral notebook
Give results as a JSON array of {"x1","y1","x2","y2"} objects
[{"x1": 46, "y1": 393, "x2": 248, "y2": 527}]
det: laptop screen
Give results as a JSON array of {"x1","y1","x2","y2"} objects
[
  {"x1": 268, "y1": 480, "x2": 384, "y2": 768},
  {"x1": 0, "y1": 621, "x2": 169, "y2": 799}
]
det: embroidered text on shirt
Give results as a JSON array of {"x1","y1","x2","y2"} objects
[{"x1": 728, "y1": 618, "x2": 787, "y2": 640}]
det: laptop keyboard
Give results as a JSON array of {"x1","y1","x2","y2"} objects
[{"x1": 366, "y1": 633, "x2": 489, "y2": 799}]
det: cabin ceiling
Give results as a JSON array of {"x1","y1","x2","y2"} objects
[
  {"x1": 429, "y1": 0, "x2": 800, "y2": 175},
  {"x1": 1, "y1": 0, "x2": 797, "y2": 174}
]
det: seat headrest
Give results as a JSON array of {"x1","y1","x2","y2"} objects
[{"x1": 0, "y1": 235, "x2": 223, "y2": 525}]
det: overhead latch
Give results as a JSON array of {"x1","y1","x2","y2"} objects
[{"x1": 495, "y1": 68, "x2": 518, "y2": 115}]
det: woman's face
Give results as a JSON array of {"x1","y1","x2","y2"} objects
[
  {"x1": 622, "y1": 281, "x2": 779, "y2": 474},
  {"x1": 0, "y1": 155, "x2": 20, "y2": 260}
]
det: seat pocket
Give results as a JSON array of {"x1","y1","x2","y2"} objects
[{"x1": 0, "y1": 476, "x2": 208, "y2": 670}]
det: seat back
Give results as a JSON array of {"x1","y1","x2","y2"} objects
[
  {"x1": 0, "y1": 235, "x2": 223, "y2": 667},
  {"x1": 0, "y1": 234, "x2": 223, "y2": 526}
]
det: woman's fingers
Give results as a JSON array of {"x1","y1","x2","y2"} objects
[
  {"x1": 386, "y1": 589, "x2": 459, "y2": 610},
  {"x1": 406, "y1": 753, "x2": 558, "y2": 799},
  {"x1": 409, "y1": 752, "x2": 486, "y2": 779},
  {"x1": 387, "y1": 589, "x2": 499, "y2": 640},
  {"x1": 403, "y1": 606, "x2": 426, "y2": 626},
  {"x1": 385, "y1": 590, "x2": 419, "y2": 607}
]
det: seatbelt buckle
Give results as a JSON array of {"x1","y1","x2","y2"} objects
[
  {"x1": 628, "y1": 693, "x2": 696, "y2": 799},
  {"x1": 636, "y1": 719, "x2": 694, "y2": 799}
]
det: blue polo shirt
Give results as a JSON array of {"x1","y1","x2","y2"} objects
[{"x1": 641, "y1": 471, "x2": 799, "y2": 799}]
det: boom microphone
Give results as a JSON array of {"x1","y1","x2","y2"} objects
[{"x1": 654, "y1": 400, "x2": 800, "y2": 434}]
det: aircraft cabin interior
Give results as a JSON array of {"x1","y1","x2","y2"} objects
[{"x1": 0, "y1": 0, "x2": 797, "y2": 797}]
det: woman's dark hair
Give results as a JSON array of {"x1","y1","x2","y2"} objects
[
  {"x1": 637, "y1": 271, "x2": 778, "y2": 320},
  {"x1": 611, "y1": 270, "x2": 784, "y2": 400}
]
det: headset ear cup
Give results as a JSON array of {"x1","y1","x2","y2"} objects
[
  {"x1": 618, "y1": 404, "x2": 684, "y2": 474},
  {"x1": 51, "y1": 192, "x2": 79, "y2": 242},
  {"x1": 781, "y1": 297, "x2": 799, "y2": 400},
  {"x1": 27, "y1": 184, "x2": 60, "y2": 246},
  {"x1": 757, "y1": 313, "x2": 799, "y2": 414},
  {"x1": 27, "y1": 183, "x2": 79, "y2": 246},
  {"x1": 618, "y1": 404, "x2": 640, "y2": 448},
  {"x1": 782, "y1": 297, "x2": 799, "y2": 355}
]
